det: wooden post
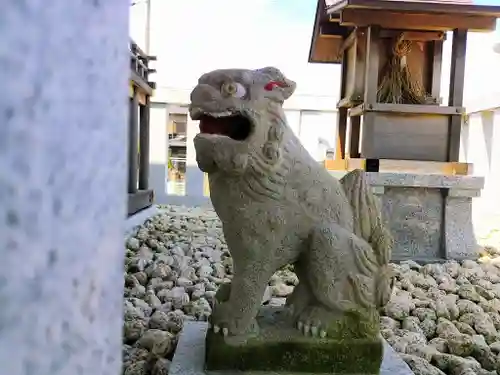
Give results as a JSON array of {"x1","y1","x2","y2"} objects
[
  {"x1": 336, "y1": 52, "x2": 348, "y2": 160},
  {"x1": 429, "y1": 40, "x2": 444, "y2": 100},
  {"x1": 360, "y1": 25, "x2": 380, "y2": 158},
  {"x1": 138, "y1": 96, "x2": 150, "y2": 190},
  {"x1": 128, "y1": 90, "x2": 139, "y2": 193},
  {"x1": 363, "y1": 26, "x2": 380, "y2": 105},
  {"x1": 447, "y1": 29, "x2": 467, "y2": 162},
  {"x1": 349, "y1": 117, "x2": 361, "y2": 158}
]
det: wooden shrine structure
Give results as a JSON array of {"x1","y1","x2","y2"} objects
[
  {"x1": 128, "y1": 40, "x2": 156, "y2": 216},
  {"x1": 308, "y1": 0, "x2": 500, "y2": 261}
]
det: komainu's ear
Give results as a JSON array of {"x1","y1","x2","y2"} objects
[{"x1": 256, "y1": 66, "x2": 297, "y2": 101}]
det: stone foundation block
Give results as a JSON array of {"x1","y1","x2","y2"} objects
[
  {"x1": 365, "y1": 172, "x2": 484, "y2": 262},
  {"x1": 206, "y1": 308, "x2": 382, "y2": 374},
  {"x1": 171, "y1": 318, "x2": 414, "y2": 375}
]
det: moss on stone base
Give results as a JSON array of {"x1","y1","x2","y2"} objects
[
  {"x1": 205, "y1": 307, "x2": 383, "y2": 374},
  {"x1": 323, "y1": 309, "x2": 380, "y2": 339}
]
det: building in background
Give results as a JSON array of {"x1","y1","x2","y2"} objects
[{"x1": 130, "y1": 0, "x2": 500, "y2": 232}]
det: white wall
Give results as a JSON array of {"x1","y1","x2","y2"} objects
[
  {"x1": 185, "y1": 116, "x2": 205, "y2": 198},
  {"x1": 148, "y1": 103, "x2": 169, "y2": 198},
  {"x1": 148, "y1": 101, "x2": 339, "y2": 205},
  {"x1": 150, "y1": 104, "x2": 168, "y2": 165},
  {"x1": 299, "y1": 111, "x2": 337, "y2": 161},
  {"x1": 465, "y1": 109, "x2": 500, "y2": 234},
  {"x1": 149, "y1": 100, "x2": 500, "y2": 235},
  {"x1": 284, "y1": 110, "x2": 301, "y2": 136}
]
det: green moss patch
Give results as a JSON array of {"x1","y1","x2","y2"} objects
[
  {"x1": 324, "y1": 309, "x2": 380, "y2": 339},
  {"x1": 205, "y1": 307, "x2": 383, "y2": 374}
]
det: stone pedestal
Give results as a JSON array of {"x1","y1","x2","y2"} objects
[
  {"x1": 366, "y1": 172, "x2": 485, "y2": 262},
  {"x1": 171, "y1": 321, "x2": 414, "y2": 375},
  {"x1": 205, "y1": 308, "x2": 383, "y2": 374},
  {"x1": 0, "y1": 1, "x2": 128, "y2": 374}
]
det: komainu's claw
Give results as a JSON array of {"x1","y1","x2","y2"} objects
[
  {"x1": 214, "y1": 325, "x2": 220, "y2": 333},
  {"x1": 296, "y1": 306, "x2": 334, "y2": 338}
]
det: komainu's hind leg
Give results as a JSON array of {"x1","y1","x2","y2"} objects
[
  {"x1": 287, "y1": 268, "x2": 333, "y2": 337},
  {"x1": 294, "y1": 224, "x2": 378, "y2": 338},
  {"x1": 285, "y1": 260, "x2": 314, "y2": 321}
]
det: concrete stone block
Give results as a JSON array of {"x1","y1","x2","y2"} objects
[
  {"x1": 171, "y1": 322, "x2": 414, "y2": 375},
  {"x1": 365, "y1": 173, "x2": 484, "y2": 262},
  {"x1": 445, "y1": 196, "x2": 479, "y2": 260}
]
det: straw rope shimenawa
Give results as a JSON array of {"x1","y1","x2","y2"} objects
[
  {"x1": 376, "y1": 33, "x2": 432, "y2": 105},
  {"x1": 374, "y1": 0, "x2": 473, "y2": 103}
]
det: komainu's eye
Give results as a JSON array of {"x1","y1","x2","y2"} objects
[{"x1": 221, "y1": 82, "x2": 246, "y2": 98}]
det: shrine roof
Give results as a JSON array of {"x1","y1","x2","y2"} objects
[
  {"x1": 308, "y1": 0, "x2": 500, "y2": 64},
  {"x1": 325, "y1": 0, "x2": 500, "y2": 17}
]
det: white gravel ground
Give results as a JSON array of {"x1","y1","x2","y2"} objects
[{"x1": 123, "y1": 205, "x2": 500, "y2": 375}]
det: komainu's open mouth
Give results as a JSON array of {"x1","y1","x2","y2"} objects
[{"x1": 198, "y1": 113, "x2": 252, "y2": 141}]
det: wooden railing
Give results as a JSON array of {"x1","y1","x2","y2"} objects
[{"x1": 128, "y1": 39, "x2": 156, "y2": 216}]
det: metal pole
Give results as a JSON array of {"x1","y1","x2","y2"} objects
[{"x1": 145, "y1": 0, "x2": 151, "y2": 54}]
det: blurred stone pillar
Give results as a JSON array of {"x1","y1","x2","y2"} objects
[{"x1": 0, "y1": 1, "x2": 129, "y2": 374}]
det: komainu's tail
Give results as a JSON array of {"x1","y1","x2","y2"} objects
[{"x1": 340, "y1": 169, "x2": 393, "y2": 309}]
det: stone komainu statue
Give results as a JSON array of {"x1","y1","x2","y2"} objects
[{"x1": 189, "y1": 66, "x2": 393, "y2": 338}]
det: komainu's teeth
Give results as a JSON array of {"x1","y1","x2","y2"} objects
[
  {"x1": 194, "y1": 110, "x2": 239, "y2": 119},
  {"x1": 212, "y1": 111, "x2": 233, "y2": 117},
  {"x1": 190, "y1": 108, "x2": 203, "y2": 120}
]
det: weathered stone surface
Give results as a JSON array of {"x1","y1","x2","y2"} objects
[
  {"x1": 0, "y1": 1, "x2": 129, "y2": 375},
  {"x1": 365, "y1": 173, "x2": 484, "y2": 262},
  {"x1": 189, "y1": 67, "x2": 393, "y2": 345}
]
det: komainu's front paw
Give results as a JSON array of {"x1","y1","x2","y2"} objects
[
  {"x1": 209, "y1": 301, "x2": 238, "y2": 336},
  {"x1": 209, "y1": 301, "x2": 259, "y2": 337},
  {"x1": 295, "y1": 306, "x2": 334, "y2": 338}
]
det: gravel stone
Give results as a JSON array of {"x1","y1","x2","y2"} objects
[{"x1": 122, "y1": 205, "x2": 500, "y2": 375}]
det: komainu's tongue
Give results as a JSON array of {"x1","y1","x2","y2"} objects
[{"x1": 199, "y1": 116, "x2": 232, "y2": 135}]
